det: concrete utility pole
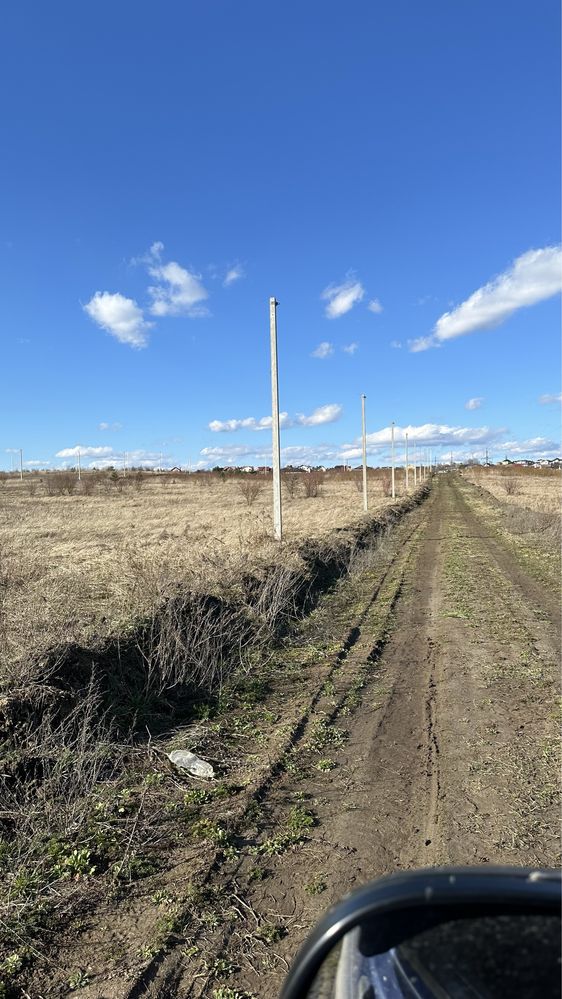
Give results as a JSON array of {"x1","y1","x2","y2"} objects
[
  {"x1": 269, "y1": 297, "x2": 282, "y2": 541},
  {"x1": 19, "y1": 449, "x2": 23, "y2": 481},
  {"x1": 405, "y1": 432, "x2": 409, "y2": 492},
  {"x1": 77, "y1": 448, "x2": 81, "y2": 481},
  {"x1": 391, "y1": 421, "x2": 396, "y2": 498},
  {"x1": 361, "y1": 394, "x2": 368, "y2": 512},
  {"x1": 413, "y1": 439, "x2": 417, "y2": 487}
]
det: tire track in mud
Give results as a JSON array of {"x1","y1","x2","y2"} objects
[
  {"x1": 167, "y1": 474, "x2": 559, "y2": 999},
  {"x1": 99, "y1": 507, "x2": 431, "y2": 999},
  {"x1": 38, "y1": 476, "x2": 560, "y2": 999}
]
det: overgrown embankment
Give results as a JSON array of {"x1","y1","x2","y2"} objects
[{"x1": 0, "y1": 486, "x2": 430, "y2": 995}]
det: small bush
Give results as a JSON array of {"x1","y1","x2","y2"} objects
[
  {"x1": 381, "y1": 475, "x2": 392, "y2": 497},
  {"x1": 301, "y1": 471, "x2": 324, "y2": 498},
  {"x1": 283, "y1": 473, "x2": 299, "y2": 500},
  {"x1": 238, "y1": 478, "x2": 262, "y2": 507},
  {"x1": 503, "y1": 477, "x2": 521, "y2": 496}
]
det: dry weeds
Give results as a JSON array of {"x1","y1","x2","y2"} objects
[
  {"x1": 0, "y1": 471, "x2": 409, "y2": 682},
  {"x1": 464, "y1": 466, "x2": 561, "y2": 516}
]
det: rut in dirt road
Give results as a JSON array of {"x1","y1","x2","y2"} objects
[{"x1": 169, "y1": 473, "x2": 559, "y2": 999}]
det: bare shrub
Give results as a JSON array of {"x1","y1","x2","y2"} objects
[
  {"x1": 503, "y1": 477, "x2": 521, "y2": 496},
  {"x1": 238, "y1": 477, "x2": 262, "y2": 507},
  {"x1": 0, "y1": 473, "x2": 8, "y2": 489},
  {"x1": 381, "y1": 474, "x2": 392, "y2": 497},
  {"x1": 353, "y1": 472, "x2": 363, "y2": 493},
  {"x1": 133, "y1": 470, "x2": 145, "y2": 491},
  {"x1": 47, "y1": 472, "x2": 78, "y2": 496},
  {"x1": 80, "y1": 474, "x2": 97, "y2": 496},
  {"x1": 26, "y1": 479, "x2": 38, "y2": 498},
  {"x1": 301, "y1": 470, "x2": 324, "y2": 498},
  {"x1": 283, "y1": 473, "x2": 299, "y2": 500}
]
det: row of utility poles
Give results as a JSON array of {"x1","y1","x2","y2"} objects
[
  {"x1": 269, "y1": 298, "x2": 435, "y2": 542},
  {"x1": 359, "y1": 401, "x2": 433, "y2": 514}
]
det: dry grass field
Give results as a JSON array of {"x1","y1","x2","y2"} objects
[
  {"x1": 0, "y1": 469, "x2": 410, "y2": 680},
  {"x1": 464, "y1": 464, "x2": 561, "y2": 515}
]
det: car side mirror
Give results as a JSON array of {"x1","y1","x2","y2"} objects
[{"x1": 281, "y1": 866, "x2": 561, "y2": 999}]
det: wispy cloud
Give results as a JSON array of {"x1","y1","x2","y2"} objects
[
  {"x1": 98, "y1": 421, "x2": 123, "y2": 431},
  {"x1": 390, "y1": 340, "x2": 402, "y2": 349},
  {"x1": 209, "y1": 403, "x2": 343, "y2": 433},
  {"x1": 342, "y1": 342, "x2": 359, "y2": 355},
  {"x1": 410, "y1": 246, "x2": 562, "y2": 352},
  {"x1": 199, "y1": 442, "x2": 345, "y2": 467},
  {"x1": 311, "y1": 341, "x2": 334, "y2": 359},
  {"x1": 539, "y1": 392, "x2": 562, "y2": 404},
  {"x1": 84, "y1": 292, "x2": 152, "y2": 348},
  {"x1": 147, "y1": 242, "x2": 209, "y2": 318},
  {"x1": 199, "y1": 425, "x2": 558, "y2": 467},
  {"x1": 321, "y1": 277, "x2": 365, "y2": 319},
  {"x1": 465, "y1": 397, "x2": 484, "y2": 410},
  {"x1": 84, "y1": 449, "x2": 165, "y2": 469},
  {"x1": 298, "y1": 403, "x2": 342, "y2": 426},
  {"x1": 223, "y1": 263, "x2": 245, "y2": 287},
  {"x1": 501, "y1": 437, "x2": 560, "y2": 458},
  {"x1": 55, "y1": 445, "x2": 114, "y2": 458},
  {"x1": 24, "y1": 460, "x2": 51, "y2": 467},
  {"x1": 339, "y1": 423, "x2": 506, "y2": 462},
  {"x1": 367, "y1": 298, "x2": 383, "y2": 314}
]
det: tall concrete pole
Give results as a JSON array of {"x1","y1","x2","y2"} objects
[
  {"x1": 413, "y1": 439, "x2": 417, "y2": 487},
  {"x1": 361, "y1": 394, "x2": 368, "y2": 513},
  {"x1": 405, "y1": 432, "x2": 409, "y2": 492},
  {"x1": 269, "y1": 297, "x2": 282, "y2": 541},
  {"x1": 77, "y1": 448, "x2": 81, "y2": 481},
  {"x1": 391, "y1": 421, "x2": 396, "y2": 498},
  {"x1": 19, "y1": 449, "x2": 23, "y2": 481}
]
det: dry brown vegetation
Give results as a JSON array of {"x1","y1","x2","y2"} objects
[
  {"x1": 0, "y1": 468, "x2": 415, "y2": 680},
  {"x1": 464, "y1": 465, "x2": 561, "y2": 515},
  {"x1": 0, "y1": 468, "x2": 429, "y2": 987}
]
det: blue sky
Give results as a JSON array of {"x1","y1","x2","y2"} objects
[{"x1": 1, "y1": 0, "x2": 560, "y2": 470}]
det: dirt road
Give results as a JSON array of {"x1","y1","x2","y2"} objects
[{"x1": 34, "y1": 475, "x2": 560, "y2": 998}]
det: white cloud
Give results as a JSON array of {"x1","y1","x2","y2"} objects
[
  {"x1": 199, "y1": 442, "x2": 345, "y2": 467},
  {"x1": 390, "y1": 340, "x2": 402, "y2": 349},
  {"x1": 148, "y1": 252, "x2": 209, "y2": 317},
  {"x1": 321, "y1": 278, "x2": 365, "y2": 319},
  {"x1": 501, "y1": 437, "x2": 560, "y2": 458},
  {"x1": 55, "y1": 445, "x2": 113, "y2": 458},
  {"x1": 297, "y1": 403, "x2": 342, "y2": 426},
  {"x1": 311, "y1": 341, "x2": 334, "y2": 359},
  {"x1": 209, "y1": 403, "x2": 342, "y2": 433},
  {"x1": 24, "y1": 460, "x2": 51, "y2": 467},
  {"x1": 465, "y1": 397, "x2": 484, "y2": 411},
  {"x1": 84, "y1": 292, "x2": 152, "y2": 348},
  {"x1": 539, "y1": 393, "x2": 562, "y2": 404},
  {"x1": 367, "y1": 298, "x2": 383, "y2": 314},
  {"x1": 223, "y1": 264, "x2": 245, "y2": 287},
  {"x1": 199, "y1": 424, "x2": 559, "y2": 467},
  {"x1": 338, "y1": 424, "x2": 506, "y2": 461},
  {"x1": 98, "y1": 421, "x2": 123, "y2": 431},
  {"x1": 342, "y1": 342, "x2": 359, "y2": 354},
  {"x1": 410, "y1": 246, "x2": 562, "y2": 351},
  {"x1": 85, "y1": 449, "x2": 165, "y2": 469}
]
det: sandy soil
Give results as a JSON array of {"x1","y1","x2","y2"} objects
[{"x1": 25, "y1": 474, "x2": 559, "y2": 998}]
